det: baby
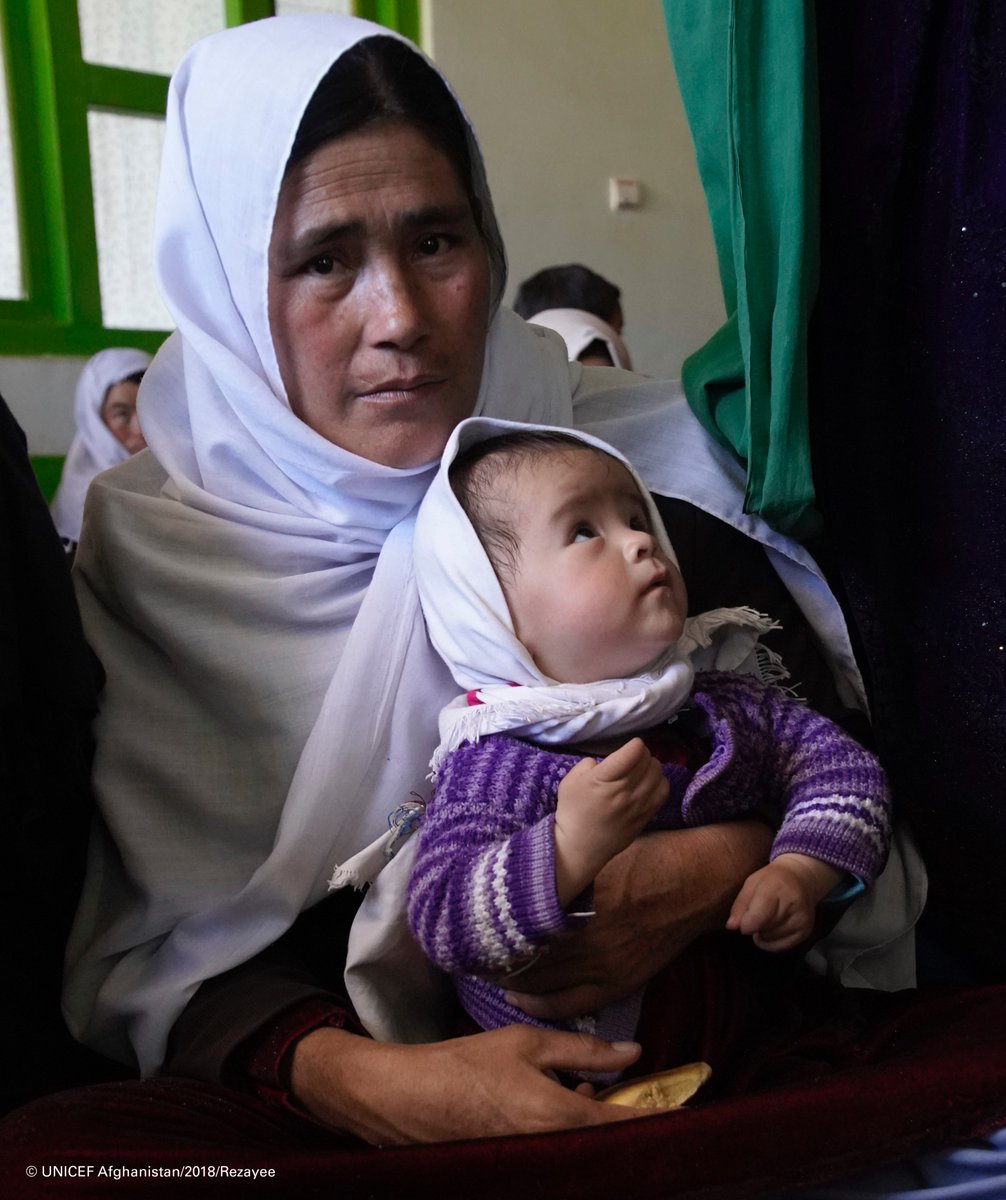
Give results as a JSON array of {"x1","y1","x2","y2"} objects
[{"x1": 406, "y1": 417, "x2": 892, "y2": 1045}]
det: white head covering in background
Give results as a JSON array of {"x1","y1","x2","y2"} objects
[
  {"x1": 64, "y1": 14, "x2": 913, "y2": 1075},
  {"x1": 528, "y1": 307, "x2": 633, "y2": 369},
  {"x1": 49, "y1": 347, "x2": 151, "y2": 543}
]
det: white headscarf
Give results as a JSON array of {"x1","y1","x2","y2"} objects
[
  {"x1": 49, "y1": 348, "x2": 151, "y2": 543},
  {"x1": 528, "y1": 307, "x2": 633, "y2": 369},
  {"x1": 414, "y1": 416, "x2": 781, "y2": 773},
  {"x1": 64, "y1": 14, "x2": 918, "y2": 1075}
]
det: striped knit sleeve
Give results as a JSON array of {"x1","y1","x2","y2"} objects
[
  {"x1": 690, "y1": 672, "x2": 892, "y2": 884},
  {"x1": 406, "y1": 735, "x2": 582, "y2": 976}
]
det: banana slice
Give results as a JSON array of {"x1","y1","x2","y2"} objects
[{"x1": 596, "y1": 1062, "x2": 711, "y2": 1109}]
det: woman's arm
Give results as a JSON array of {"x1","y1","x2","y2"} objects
[
  {"x1": 168, "y1": 887, "x2": 653, "y2": 1143},
  {"x1": 290, "y1": 1024, "x2": 647, "y2": 1144},
  {"x1": 504, "y1": 819, "x2": 772, "y2": 1020},
  {"x1": 165, "y1": 887, "x2": 364, "y2": 1084}
]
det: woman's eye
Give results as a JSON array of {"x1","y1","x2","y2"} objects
[
  {"x1": 307, "y1": 254, "x2": 335, "y2": 276},
  {"x1": 417, "y1": 234, "x2": 448, "y2": 256}
]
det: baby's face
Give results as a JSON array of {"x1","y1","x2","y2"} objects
[{"x1": 500, "y1": 447, "x2": 687, "y2": 683}]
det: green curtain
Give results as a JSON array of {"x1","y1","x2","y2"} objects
[{"x1": 662, "y1": 0, "x2": 818, "y2": 535}]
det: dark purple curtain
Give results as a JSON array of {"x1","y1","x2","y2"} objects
[{"x1": 810, "y1": 0, "x2": 1006, "y2": 982}]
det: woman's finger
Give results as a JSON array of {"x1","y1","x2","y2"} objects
[{"x1": 525, "y1": 1027, "x2": 642, "y2": 1074}]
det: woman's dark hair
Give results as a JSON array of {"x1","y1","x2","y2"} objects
[{"x1": 288, "y1": 36, "x2": 505, "y2": 306}]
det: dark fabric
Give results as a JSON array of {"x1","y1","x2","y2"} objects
[
  {"x1": 656, "y1": 496, "x2": 870, "y2": 742},
  {"x1": 0, "y1": 395, "x2": 118, "y2": 1114},
  {"x1": 4, "y1": 967, "x2": 1006, "y2": 1199},
  {"x1": 240, "y1": 994, "x2": 364, "y2": 1116},
  {"x1": 810, "y1": 0, "x2": 1006, "y2": 983},
  {"x1": 166, "y1": 886, "x2": 364, "y2": 1084}
]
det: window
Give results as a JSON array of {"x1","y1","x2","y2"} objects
[
  {"x1": 0, "y1": 0, "x2": 418, "y2": 356},
  {"x1": 77, "y1": 1, "x2": 225, "y2": 76}
]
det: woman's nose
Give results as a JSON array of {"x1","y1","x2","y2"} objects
[{"x1": 366, "y1": 263, "x2": 428, "y2": 351}]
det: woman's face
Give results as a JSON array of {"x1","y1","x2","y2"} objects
[
  {"x1": 268, "y1": 121, "x2": 492, "y2": 467},
  {"x1": 100, "y1": 380, "x2": 146, "y2": 454}
]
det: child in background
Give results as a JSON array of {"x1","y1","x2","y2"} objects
[{"x1": 406, "y1": 416, "x2": 891, "y2": 1049}]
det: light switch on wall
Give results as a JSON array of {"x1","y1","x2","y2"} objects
[{"x1": 609, "y1": 176, "x2": 642, "y2": 210}]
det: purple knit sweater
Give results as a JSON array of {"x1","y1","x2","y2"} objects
[{"x1": 406, "y1": 670, "x2": 891, "y2": 1038}]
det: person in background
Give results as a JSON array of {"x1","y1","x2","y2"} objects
[
  {"x1": 513, "y1": 264, "x2": 631, "y2": 368},
  {"x1": 49, "y1": 348, "x2": 151, "y2": 551},
  {"x1": 513, "y1": 263, "x2": 624, "y2": 331},
  {"x1": 526, "y1": 307, "x2": 633, "y2": 369}
]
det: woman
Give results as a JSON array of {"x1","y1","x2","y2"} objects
[
  {"x1": 49, "y1": 347, "x2": 151, "y2": 549},
  {"x1": 19, "y1": 14, "x2": 955, "y2": 1181}
]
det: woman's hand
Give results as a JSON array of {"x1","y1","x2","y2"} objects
[
  {"x1": 290, "y1": 1024, "x2": 648, "y2": 1144},
  {"x1": 503, "y1": 820, "x2": 772, "y2": 1020}
]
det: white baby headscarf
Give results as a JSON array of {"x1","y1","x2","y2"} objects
[
  {"x1": 414, "y1": 416, "x2": 779, "y2": 773},
  {"x1": 49, "y1": 347, "x2": 151, "y2": 543},
  {"x1": 528, "y1": 307, "x2": 633, "y2": 369}
]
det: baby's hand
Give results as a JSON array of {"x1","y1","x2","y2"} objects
[
  {"x1": 726, "y1": 854, "x2": 844, "y2": 952},
  {"x1": 553, "y1": 738, "x2": 669, "y2": 906}
]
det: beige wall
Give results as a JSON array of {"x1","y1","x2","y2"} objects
[
  {"x1": 425, "y1": 0, "x2": 724, "y2": 379},
  {"x1": 1, "y1": 355, "x2": 87, "y2": 455},
  {"x1": 3, "y1": 0, "x2": 724, "y2": 455}
]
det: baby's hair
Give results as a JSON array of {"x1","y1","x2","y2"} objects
[{"x1": 449, "y1": 430, "x2": 602, "y2": 585}]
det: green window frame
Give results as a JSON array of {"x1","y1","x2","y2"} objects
[{"x1": 0, "y1": 0, "x2": 418, "y2": 358}]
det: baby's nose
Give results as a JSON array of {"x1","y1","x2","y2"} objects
[{"x1": 625, "y1": 529, "x2": 655, "y2": 559}]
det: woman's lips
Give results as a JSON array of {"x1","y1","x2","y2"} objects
[{"x1": 356, "y1": 376, "x2": 444, "y2": 401}]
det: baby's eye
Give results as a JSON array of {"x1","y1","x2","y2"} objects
[
  {"x1": 629, "y1": 511, "x2": 651, "y2": 533},
  {"x1": 572, "y1": 524, "x2": 596, "y2": 542}
]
